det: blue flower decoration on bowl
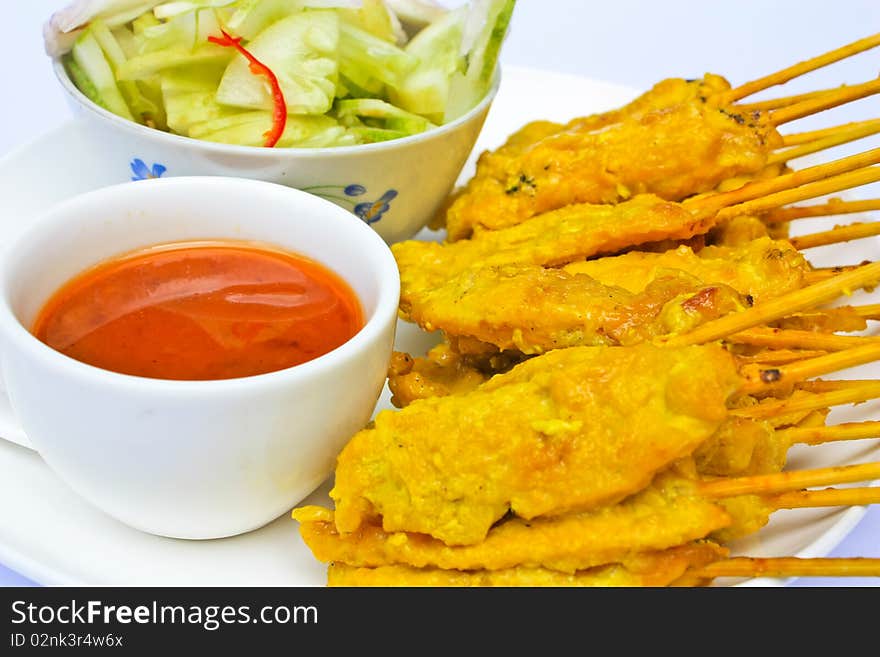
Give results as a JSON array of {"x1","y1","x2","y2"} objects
[
  {"x1": 130, "y1": 159, "x2": 167, "y2": 181},
  {"x1": 354, "y1": 190, "x2": 399, "y2": 225},
  {"x1": 303, "y1": 184, "x2": 399, "y2": 225},
  {"x1": 344, "y1": 184, "x2": 367, "y2": 197}
]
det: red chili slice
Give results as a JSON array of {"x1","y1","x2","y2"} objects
[{"x1": 208, "y1": 29, "x2": 287, "y2": 148}]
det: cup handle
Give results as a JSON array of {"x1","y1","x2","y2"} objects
[{"x1": 0, "y1": 372, "x2": 33, "y2": 451}]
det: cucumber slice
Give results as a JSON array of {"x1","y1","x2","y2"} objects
[
  {"x1": 335, "y1": 76, "x2": 351, "y2": 99},
  {"x1": 385, "y1": 0, "x2": 448, "y2": 29},
  {"x1": 161, "y1": 62, "x2": 227, "y2": 94},
  {"x1": 111, "y1": 26, "x2": 141, "y2": 58},
  {"x1": 90, "y1": 21, "x2": 160, "y2": 120},
  {"x1": 335, "y1": 98, "x2": 434, "y2": 132},
  {"x1": 339, "y1": 20, "x2": 416, "y2": 88},
  {"x1": 342, "y1": 0, "x2": 406, "y2": 44},
  {"x1": 165, "y1": 91, "x2": 240, "y2": 134},
  {"x1": 153, "y1": 1, "x2": 236, "y2": 20},
  {"x1": 348, "y1": 125, "x2": 409, "y2": 143},
  {"x1": 132, "y1": 12, "x2": 161, "y2": 34},
  {"x1": 191, "y1": 112, "x2": 341, "y2": 147},
  {"x1": 384, "y1": 115, "x2": 432, "y2": 134},
  {"x1": 71, "y1": 31, "x2": 135, "y2": 120},
  {"x1": 446, "y1": 0, "x2": 514, "y2": 120},
  {"x1": 334, "y1": 98, "x2": 434, "y2": 138},
  {"x1": 91, "y1": 21, "x2": 132, "y2": 67},
  {"x1": 338, "y1": 73, "x2": 384, "y2": 99},
  {"x1": 65, "y1": 58, "x2": 102, "y2": 107},
  {"x1": 388, "y1": 6, "x2": 466, "y2": 121},
  {"x1": 117, "y1": 44, "x2": 233, "y2": 80},
  {"x1": 225, "y1": 0, "x2": 299, "y2": 40},
  {"x1": 161, "y1": 63, "x2": 230, "y2": 133},
  {"x1": 226, "y1": 0, "x2": 361, "y2": 39},
  {"x1": 195, "y1": 7, "x2": 223, "y2": 42},
  {"x1": 141, "y1": 11, "x2": 197, "y2": 52},
  {"x1": 279, "y1": 117, "x2": 356, "y2": 147},
  {"x1": 137, "y1": 75, "x2": 169, "y2": 129},
  {"x1": 215, "y1": 10, "x2": 339, "y2": 115},
  {"x1": 338, "y1": 66, "x2": 386, "y2": 98},
  {"x1": 297, "y1": 125, "x2": 358, "y2": 147},
  {"x1": 188, "y1": 110, "x2": 271, "y2": 137}
]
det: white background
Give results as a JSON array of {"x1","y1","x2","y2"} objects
[{"x1": 0, "y1": 1, "x2": 878, "y2": 586}]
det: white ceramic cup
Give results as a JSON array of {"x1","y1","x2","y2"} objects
[
  {"x1": 53, "y1": 59, "x2": 500, "y2": 245},
  {"x1": 0, "y1": 177, "x2": 399, "y2": 539}
]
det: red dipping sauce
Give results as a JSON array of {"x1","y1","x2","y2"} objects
[{"x1": 32, "y1": 241, "x2": 364, "y2": 380}]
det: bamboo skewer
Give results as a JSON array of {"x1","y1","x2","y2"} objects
[
  {"x1": 684, "y1": 479, "x2": 880, "y2": 582},
  {"x1": 698, "y1": 461, "x2": 880, "y2": 498},
  {"x1": 795, "y1": 379, "x2": 879, "y2": 393},
  {"x1": 783, "y1": 120, "x2": 880, "y2": 147},
  {"x1": 736, "y1": 349, "x2": 828, "y2": 366},
  {"x1": 739, "y1": 87, "x2": 848, "y2": 113},
  {"x1": 769, "y1": 486, "x2": 880, "y2": 509},
  {"x1": 687, "y1": 147, "x2": 880, "y2": 218},
  {"x1": 791, "y1": 222, "x2": 880, "y2": 250},
  {"x1": 803, "y1": 266, "x2": 862, "y2": 284},
  {"x1": 688, "y1": 557, "x2": 880, "y2": 579},
  {"x1": 855, "y1": 304, "x2": 880, "y2": 320},
  {"x1": 733, "y1": 383, "x2": 880, "y2": 418},
  {"x1": 777, "y1": 305, "x2": 878, "y2": 332},
  {"x1": 728, "y1": 328, "x2": 880, "y2": 352},
  {"x1": 740, "y1": 343, "x2": 880, "y2": 392},
  {"x1": 768, "y1": 119, "x2": 880, "y2": 165},
  {"x1": 770, "y1": 78, "x2": 880, "y2": 125},
  {"x1": 778, "y1": 420, "x2": 880, "y2": 445},
  {"x1": 777, "y1": 343, "x2": 880, "y2": 380},
  {"x1": 664, "y1": 263, "x2": 880, "y2": 348},
  {"x1": 719, "y1": 32, "x2": 880, "y2": 104},
  {"x1": 715, "y1": 166, "x2": 880, "y2": 221},
  {"x1": 763, "y1": 198, "x2": 880, "y2": 224}
]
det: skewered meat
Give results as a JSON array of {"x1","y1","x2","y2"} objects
[
  {"x1": 325, "y1": 542, "x2": 728, "y2": 587},
  {"x1": 331, "y1": 343, "x2": 740, "y2": 545},
  {"x1": 445, "y1": 76, "x2": 781, "y2": 240}
]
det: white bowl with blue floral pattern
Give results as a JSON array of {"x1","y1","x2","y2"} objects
[{"x1": 52, "y1": 59, "x2": 500, "y2": 244}]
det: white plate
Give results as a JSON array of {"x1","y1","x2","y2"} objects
[{"x1": 0, "y1": 67, "x2": 878, "y2": 586}]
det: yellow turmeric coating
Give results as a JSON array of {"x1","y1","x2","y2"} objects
[
  {"x1": 325, "y1": 542, "x2": 729, "y2": 587},
  {"x1": 695, "y1": 417, "x2": 789, "y2": 477},
  {"x1": 712, "y1": 407, "x2": 824, "y2": 472},
  {"x1": 473, "y1": 76, "x2": 734, "y2": 168},
  {"x1": 563, "y1": 237, "x2": 808, "y2": 302},
  {"x1": 401, "y1": 265, "x2": 749, "y2": 355},
  {"x1": 388, "y1": 386, "x2": 817, "y2": 478},
  {"x1": 387, "y1": 341, "x2": 531, "y2": 408},
  {"x1": 713, "y1": 496, "x2": 775, "y2": 543},
  {"x1": 386, "y1": 345, "x2": 488, "y2": 409},
  {"x1": 396, "y1": 236, "x2": 808, "y2": 359},
  {"x1": 295, "y1": 474, "x2": 731, "y2": 573},
  {"x1": 391, "y1": 238, "x2": 809, "y2": 406},
  {"x1": 330, "y1": 343, "x2": 741, "y2": 545},
  {"x1": 444, "y1": 75, "x2": 782, "y2": 240},
  {"x1": 773, "y1": 307, "x2": 869, "y2": 333},
  {"x1": 394, "y1": 194, "x2": 711, "y2": 304},
  {"x1": 708, "y1": 215, "x2": 775, "y2": 246}
]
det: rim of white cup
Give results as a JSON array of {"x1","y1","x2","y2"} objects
[
  {"x1": 0, "y1": 176, "x2": 401, "y2": 395},
  {"x1": 52, "y1": 58, "x2": 502, "y2": 158}
]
